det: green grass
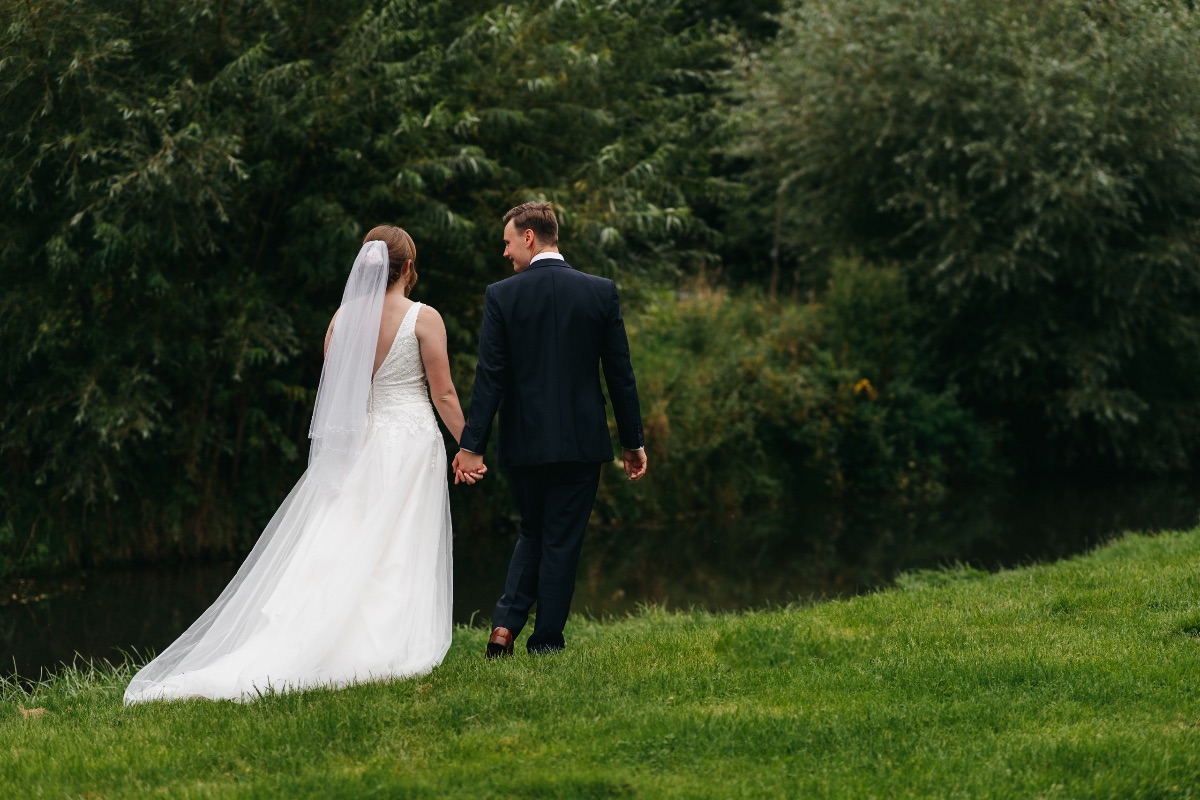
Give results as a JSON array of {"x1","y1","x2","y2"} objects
[{"x1": 4, "y1": 530, "x2": 1200, "y2": 798}]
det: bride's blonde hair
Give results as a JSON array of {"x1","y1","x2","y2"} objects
[{"x1": 363, "y1": 225, "x2": 418, "y2": 296}]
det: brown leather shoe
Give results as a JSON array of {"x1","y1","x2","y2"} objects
[{"x1": 486, "y1": 627, "x2": 514, "y2": 659}]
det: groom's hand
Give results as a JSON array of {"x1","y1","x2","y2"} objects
[
  {"x1": 453, "y1": 450, "x2": 487, "y2": 485},
  {"x1": 623, "y1": 448, "x2": 647, "y2": 481}
]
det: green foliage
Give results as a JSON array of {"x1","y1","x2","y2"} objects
[
  {"x1": 596, "y1": 267, "x2": 997, "y2": 523},
  {"x1": 0, "y1": 0, "x2": 731, "y2": 573},
  {"x1": 815, "y1": 262, "x2": 1000, "y2": 507},
  {"x1": 12, "y1": 0, "x2": 1194, "y2": 578},
  {"x1": 740, "y1": 0, "x2": 1200, "y2": 472},
  {"x1": 4, "y1": 529, "x2": 1200, "y2": 797}
]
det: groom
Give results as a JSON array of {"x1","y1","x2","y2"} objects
[{"x1": 454, "y1": 202, "x2": 647, "y2": 657}]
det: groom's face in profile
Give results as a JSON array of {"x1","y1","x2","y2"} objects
[{"x1": 502, "y1": 220, "x2": 535, "y2": 273}]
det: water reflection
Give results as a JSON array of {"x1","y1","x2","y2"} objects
[{"x1": 3, "y1": 479, "x2": 1197, "y2": 679}]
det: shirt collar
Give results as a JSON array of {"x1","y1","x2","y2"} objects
[{"x1": 529, "y1": 251, "x2": 563, "y2": 265}]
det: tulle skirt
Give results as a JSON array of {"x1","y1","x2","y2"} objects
[{"x1": 124, "y1": 404, "x2": 453, "y2": 703}]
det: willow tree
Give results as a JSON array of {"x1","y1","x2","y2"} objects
[{"x1": 740, "y1": 0, "x2": 1200, "y2": 471}]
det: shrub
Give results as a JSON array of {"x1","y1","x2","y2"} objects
[{"x1": 594, "y1": 267, "x2": 998, "y2": 524}]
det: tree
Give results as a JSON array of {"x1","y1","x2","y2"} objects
[
  {"x1": 0, "y1": 0, "x2": 729, "y2": 572},
  {"x1": 738, "y1": 0, "x2": 1200, "y2": 471}
]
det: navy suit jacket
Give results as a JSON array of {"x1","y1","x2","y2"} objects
[{"x1": 460, "y1": 257, "x2": 644, "y2": 468}]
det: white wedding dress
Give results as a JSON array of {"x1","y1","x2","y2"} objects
[{"x1": 125, "y1": 302, "x2": 452, "y2": 703}]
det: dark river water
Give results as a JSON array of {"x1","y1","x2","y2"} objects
[{"x1": 3, "y1": 478, "x2": 1198, "y2": 679}]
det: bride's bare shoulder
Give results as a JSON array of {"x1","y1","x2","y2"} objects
[
  {"x1": 416, "y1": 301, "x2": 442, "y2": 318},
  {"x1": 413, "y1": 303, "x2": 446, "y2": 337}
]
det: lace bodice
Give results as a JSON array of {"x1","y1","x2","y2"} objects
[
  {"x1": 370, "y1": 302, "x2": 430, "y2": 411},
  {"x1": 367, "y1": 302, "x2": 441, "y2": 465}
]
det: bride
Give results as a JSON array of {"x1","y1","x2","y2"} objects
[{"x1": 125, "y1": 226, "x2": 484, "y2": 704}]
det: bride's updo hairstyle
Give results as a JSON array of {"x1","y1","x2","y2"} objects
[{"x1": 363, "y1": 225, "x2": 418, "y2": 296}]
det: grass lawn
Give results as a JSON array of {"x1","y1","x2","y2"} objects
[{"x1": 3, "y1": 529, "x2": 1199, "y2": 798}]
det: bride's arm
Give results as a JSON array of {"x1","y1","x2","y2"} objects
[
  {"x1": 323, "y1": 309, "x2": 341, "y2": 358},
  {"x1": 416, "y1": 306, "x2": 467, "y2": 444}
]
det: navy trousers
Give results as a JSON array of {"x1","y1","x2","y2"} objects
[{"x1": 492, "y1": 461, "x2": 602, "y2": 652}]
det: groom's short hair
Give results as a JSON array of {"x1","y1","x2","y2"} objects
[{"x1": 503, "y1": 202, "x2": 558, "y2": 246}]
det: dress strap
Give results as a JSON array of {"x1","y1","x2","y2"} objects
[{"x1": 399, "y1": 302, "x2": 423, "y2": 339}]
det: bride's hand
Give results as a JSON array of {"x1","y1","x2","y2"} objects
[
  {"x1": 455, "y1": 464, "x2": 487, "y2": 485},
  {"x1": 453, "y1": 451, "x2": 487, "y2": 485}
]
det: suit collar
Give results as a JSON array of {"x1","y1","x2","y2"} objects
[{"x1": 524, "y1": 256, "x2": 570, "y2": 271}]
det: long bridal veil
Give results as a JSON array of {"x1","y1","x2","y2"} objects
[
  {"x1": 123, "y1": 242, "x2": 397, "y2": 702},
  {"x1": 308, "y1": 240, "x2": 389, "y2": 487}
]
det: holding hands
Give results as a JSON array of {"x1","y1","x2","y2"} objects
[{"x1": 453, "y1": 449, "x2": 488, "y2": 485}]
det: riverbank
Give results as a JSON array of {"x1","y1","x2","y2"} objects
[{"x1": 4, "y1": 529, "x2": 1199, "y2": 798}]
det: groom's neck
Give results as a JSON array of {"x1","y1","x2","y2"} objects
[{"x1": 528, "y1": 249, "x2": 562, "y2": 267}]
